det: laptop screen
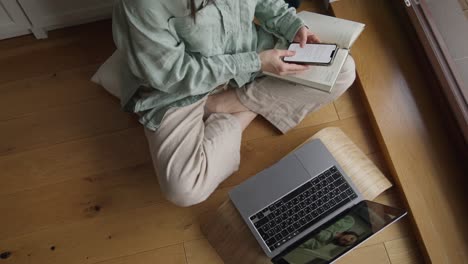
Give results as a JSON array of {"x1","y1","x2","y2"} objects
[{"x1": 272, "y1": 201, "x2": 406, "y2": 264}]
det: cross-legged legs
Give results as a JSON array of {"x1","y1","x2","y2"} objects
[{"x1": 145, "y1": 97, "x2": 252, "y2": 207}]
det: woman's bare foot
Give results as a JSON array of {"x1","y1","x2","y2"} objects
[
  {"x1": 205, "y1": 89, "x2": 249, "y2": 115},
  {"x1": 232, "y1": 111, "x2": 257, "y2": 131},
  {"x1": 204, "y1": 89, "x2": 257, "y2": 130}
]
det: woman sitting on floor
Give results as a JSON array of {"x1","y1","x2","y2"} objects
[{"x1": 112, "y1": 0, "x2": 356, "y2": 207}]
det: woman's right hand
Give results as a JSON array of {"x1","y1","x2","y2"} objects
[{"x1": 259, "y1": 49, "x2": 310, "y2": 76}]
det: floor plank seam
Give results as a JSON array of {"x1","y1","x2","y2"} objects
[
  {"x1": 0, "y1": 38, "x2": 79, "y2": 60},
  {"x1": 0, "y1": 124, "x2": 142, "y2": 158},
  {"x1": 332, "y1": 102, "x2": 341, "y2": 120},
  {"x1": 382, "y1": 236, "x2": 412, "y2": 246},
  {"x1": 182, "y1": 238, "x2": 208, "y2": 244},
  {"x1": 0, "y1": 159, "x2": 152, "y2": 200},
  {"x1": 86, "y1": 242, "x2": 186, "y2": 264},
  {"x1": 0, "y1": 95, "x2": 114, "y2": 123},
  {"x1": 0, "y1": 57, "x2": 110, "y2": 85},
  {"x1": 0, "y1": 25, "x2": 114, "y2": 61},
  {"x1": 382, "y1": 240, "x2": 393, "y2": 264},
  {"x1": 182, "y1": 242, "x2": 190, "y2": 264},
  {"x1": 0, "y1": 200, "x2": 177, "y2": 244},
  {"x1": 0, "y1": 23, "x2": 113, "y2": 54},
  {"x1": 0, "y1": 63, "x2": 102, "y2": 87},
  {"x1": 357, "y1": 235, "x2": 410, "y2": 251}
]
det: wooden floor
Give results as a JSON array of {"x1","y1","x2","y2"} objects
[{"x1": 0, "y1": 3, "x2": 423, "y2": 264}]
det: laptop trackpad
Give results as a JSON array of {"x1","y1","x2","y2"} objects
[{"x1": 229, "y1": 154, "x2": 312, "y2": 217}]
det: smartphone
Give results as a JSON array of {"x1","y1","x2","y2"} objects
[{"x1": 283, "y1": 43, "x2": 338, "y2": 66}]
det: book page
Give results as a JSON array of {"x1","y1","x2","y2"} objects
[
  {"x1": 310, "y1": 127, "x2": 392, "y2": 200},
  {"x1": 297, "y1": 11, "x2": 365, "y2": 49},
  {"x1": 263, "y1": 48, "x2": 349, "y2": 92}
]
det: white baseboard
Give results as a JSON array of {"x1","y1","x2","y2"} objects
[
  {"x1": 34, "y1": 4, "x2": 113, "y2": 30},
  {"x1": 0, "y1": 28, "x2": 32, "y2": 40}
]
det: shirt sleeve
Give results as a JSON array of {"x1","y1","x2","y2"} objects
[
  {"x1": 254, "y1": 0, "x2": 305, "y2": 42},
  {"x1": 113, "y1": 1, "x2": 261, "y2": 96}
]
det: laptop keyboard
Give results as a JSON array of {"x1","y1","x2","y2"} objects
[{"x1": 249, "y1": 166, "x2": 358, "y2": 251}]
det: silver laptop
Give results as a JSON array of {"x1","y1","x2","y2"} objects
[{"x1": 229, "y1": 139, "x2": 406, "y2": 264}]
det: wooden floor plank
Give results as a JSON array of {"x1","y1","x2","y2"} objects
[
  {"x1": 0, "y1": 21, "x2": 114, "y2": 85},
  {"x1": 0, "y1": 127, "x2": 150, "y2": 196},
  {"x1": 0, "y1": 98, "x2": 138, "y2": 156},
  {"x1": 92, "y1": 244, "x2": 186, "y2": 264},
  {"x1": 0, "y1": 184, "x2": 410, "y2": 263},
  {"x1": 358, "y1": 218, "x2": 412, "y2": 250},
  {"x1": 0, "y1": 186, "x2": 232, "y2": 264},
  {"x1": 385, "y1": 238, "x2": 424, "y2": 264},
  {"x1": 335, "y1": 244, "x2": 391, "y2": 264},
  {"x1": 294, "y1": 103, "x2": 339, "y2": 130},
  {"x1": 0, "y1": 163, "x2": 160, "y2": 240},
  {"x1": 184, "y1": 239, "x2": 223, "y2": 264},
  {"x1": 333, "y1": 83, "x2": 366, "y2": 120},
  {"x1": 0, "y1": 65, "x2": 109, "y2": 121},
  {"x1": 0, "y1": 20, "x2": 112, "y2": 57}
]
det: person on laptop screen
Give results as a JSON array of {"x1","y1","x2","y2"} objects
[
  {"x1": 301, "y1": 216, "x2": 357, "y2": 250},
  {"x1": 112, "y1": 0, "x2": 356, "y2": 207},
  {"x1": 278, "y1": 209, "x2": 378, "y2": 264}
]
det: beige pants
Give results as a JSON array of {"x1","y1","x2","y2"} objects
[{"x1": 146, "y1": 57, "x2": 356, "y2": 207}]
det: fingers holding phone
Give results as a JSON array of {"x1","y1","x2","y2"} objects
[
  {"x1": 306, "y1": 34, "x2": 320, "y2": 44},
  {"x1": 259, "y1": 49, "x2": 310, "y2": 76},
  {"x1": 293, "y1": 26, "x2": 321, "y2": 47}
]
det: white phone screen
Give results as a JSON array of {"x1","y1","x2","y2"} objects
[{"x1": 284, "y1": 43, "x2": 337, "y2": 64}]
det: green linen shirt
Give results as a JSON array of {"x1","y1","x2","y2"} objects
[{"x1": 112, "y1": 0, "x2": 305, "y2": 130}]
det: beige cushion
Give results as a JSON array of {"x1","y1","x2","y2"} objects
[{"x1": 91, "y1": 50, "x2": 124, "y2": 98}]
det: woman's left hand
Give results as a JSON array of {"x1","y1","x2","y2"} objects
[{"x1": 293, "y1": 26, "x2": 320, "y2": 47}]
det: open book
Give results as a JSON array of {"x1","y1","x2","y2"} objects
[{"x1": 264, "y1": 11, "x2": 365, "y2": 92}]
